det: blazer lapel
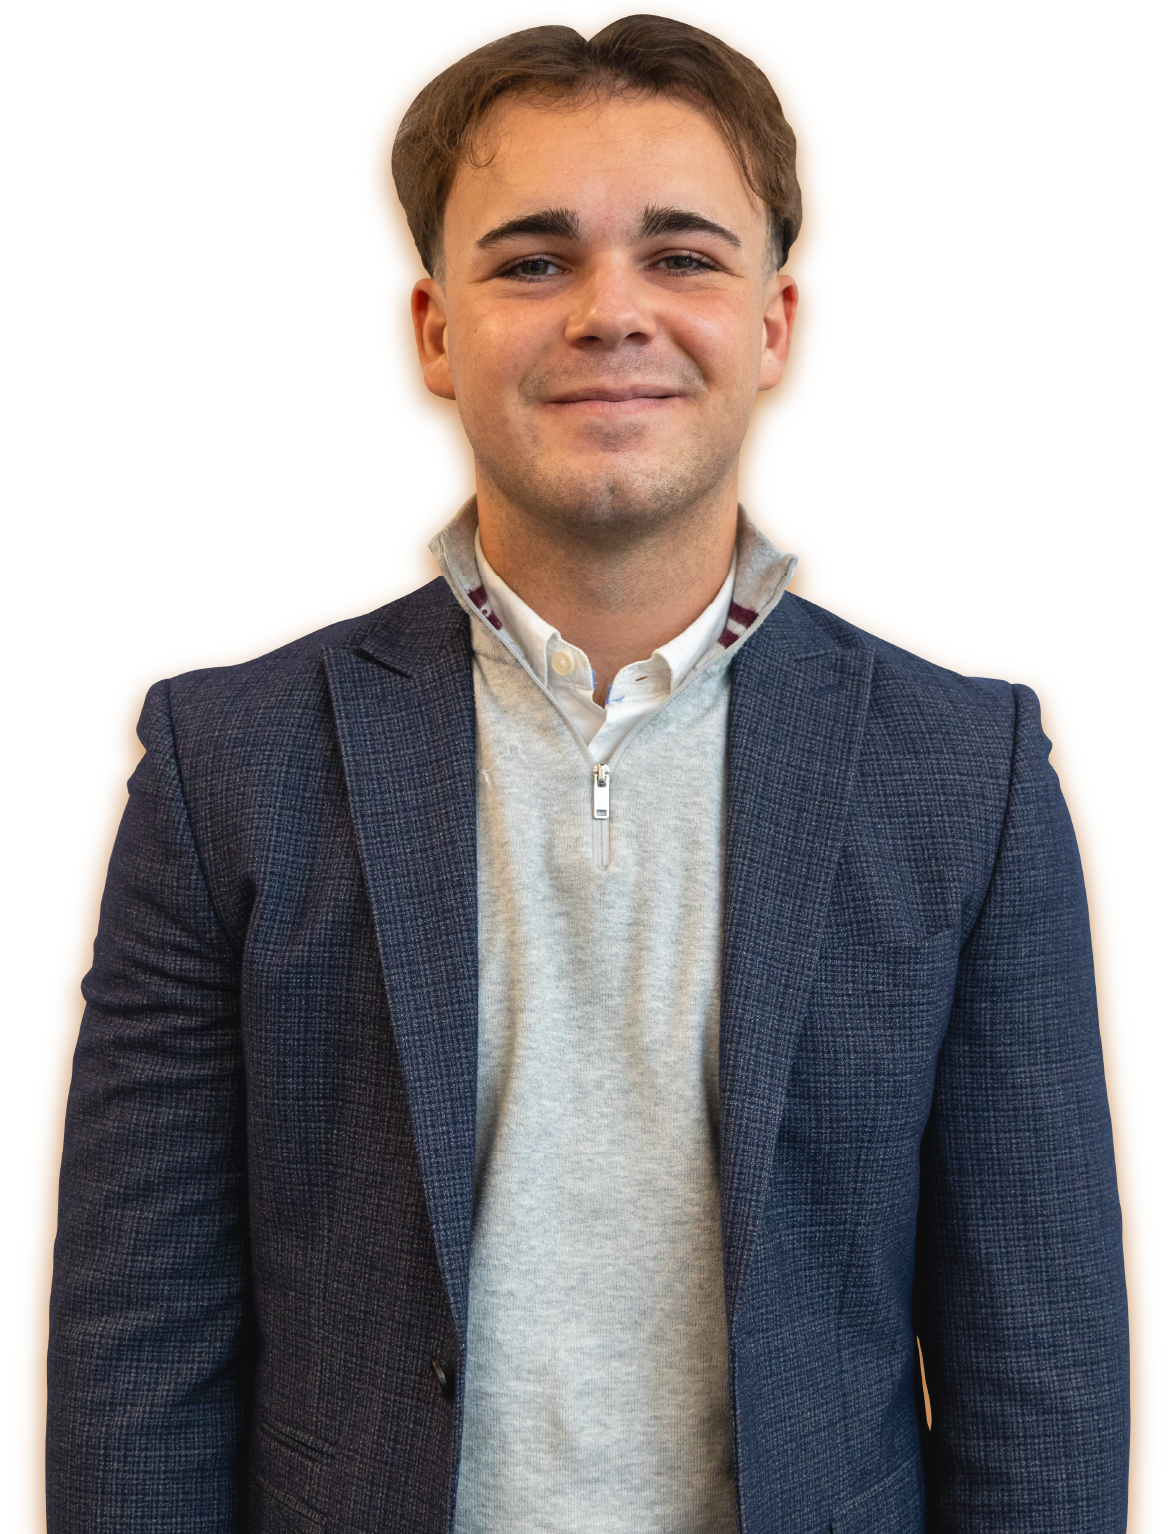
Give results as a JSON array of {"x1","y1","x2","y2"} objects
[
  {"x1": 323, "y1": 582, "x2": 479, "y2": 1339},
  {"x1": 721, "y1": 604, "x2": 874, "y2": 1320}
]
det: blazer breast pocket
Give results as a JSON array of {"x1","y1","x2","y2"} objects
[
  {"x1": 791, "y1": 929, "x2": 959, "y2": 1145},
  {"x1": 830, "y1": 1451, "x2": 925, "y2": 1533}
]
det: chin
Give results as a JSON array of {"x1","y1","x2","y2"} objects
[{"x1": 484, "y1": 447, "x2": 735, "y2": 546}]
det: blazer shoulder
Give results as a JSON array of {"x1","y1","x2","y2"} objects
[
  {"x1": 162, "y1": 577, "x2": 458, "y2": 709},
  {"x1": 774, "y1": 590, "x2": 1017, "y2": 728}
]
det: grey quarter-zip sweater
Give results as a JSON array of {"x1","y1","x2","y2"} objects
[{"x1": 430, "y1": 502, "x2": 797, "y2": 1534}]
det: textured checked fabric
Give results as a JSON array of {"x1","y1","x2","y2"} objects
[{"x1": 48, "y1": 570, "x2": 1128, "y2": 1533}]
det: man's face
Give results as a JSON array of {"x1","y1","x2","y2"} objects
[{"x1": 411, "y1": 91, "x2": 796, "y2": 544}]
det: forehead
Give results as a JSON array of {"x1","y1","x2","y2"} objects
[{"x1": 446, "y1": 91, "x2": 765, "y2": 243}]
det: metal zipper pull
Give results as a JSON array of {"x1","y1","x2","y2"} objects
[{"x1": 592, "y1": 763, "x2": 611, "y2": 819}]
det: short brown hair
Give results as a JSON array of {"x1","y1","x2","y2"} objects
[{"x1": 392, "y1": 15, "x2": 802, "y2": 277}]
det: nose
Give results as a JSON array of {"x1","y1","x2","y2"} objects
[{"x1": 564, "y1": 257, "x2": 657, "y2": 350}]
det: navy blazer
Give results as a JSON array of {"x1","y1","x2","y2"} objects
[{"x1": 47, "y1": 577, "x2": 1128, "y2": 1533}]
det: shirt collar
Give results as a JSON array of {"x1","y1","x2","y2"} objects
[
  {"x1": 473, "y1": 528, "x2": 560, "y2": 686},
  {"x1": 430, "y1": 496, "x2": 798, "y2": 680},
  {"x1": 474, "y1": 527, "x2": 736, "y2": 696}
]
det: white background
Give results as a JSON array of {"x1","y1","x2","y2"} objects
[{"x1": 2, "y1": 1, "x2": 1171, "y2": 1527}]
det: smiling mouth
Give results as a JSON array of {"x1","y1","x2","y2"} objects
[{"x1": 545, "y1": 386, "x2": 688, "y2": 408}]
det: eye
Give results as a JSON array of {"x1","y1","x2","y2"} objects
[
  {"x1": 501, "y1": 257, "x2": 564, "y2": 281},
  {"x1": 653, "y1": 251, "x2": 718, "y2": 275}
]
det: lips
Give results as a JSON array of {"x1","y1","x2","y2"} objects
[
  {"x1": 544, "y1": 384, "x2": 687, "y2": 406},
  {"x1": 543, "y1": 389, "x2": 690, "y2": 420}
]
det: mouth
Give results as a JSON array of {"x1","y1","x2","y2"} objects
[{"x1": 543, "y1": 385, "x2": 689, "y2": 414}]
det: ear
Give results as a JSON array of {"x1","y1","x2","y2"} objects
[
  {"x1": 411, "y1": 278, "x2": 456, "y2": 400},
  {"x1": 758, "y1": 273, "x2": 798, "y2": 392}
]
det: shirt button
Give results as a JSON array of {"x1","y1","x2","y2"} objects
[{"x1": 550, "y1": 650, "x2": 574, "y2": 676}]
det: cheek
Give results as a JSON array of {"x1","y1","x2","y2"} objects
[
  {"x1": 448, "y1": 304, "x2": 544, "y2": 407},
  {"x1": 668, "y1": 295, "x2": 765, "y2": 390}
]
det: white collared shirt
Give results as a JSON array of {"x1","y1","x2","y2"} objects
[{"x1": 473, "y1": 528, "x2": 736, "y2": 763}]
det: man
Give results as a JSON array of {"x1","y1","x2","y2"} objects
[{"x1": 47, "y1": 17, "x2": 1128, "y2": 1533}]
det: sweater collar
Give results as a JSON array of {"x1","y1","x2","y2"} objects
[
  {"x1": 472, "y1": 524, "x2": 735, "y2": 696},
  {"x1": 429, "y1": 497, "x2": 798, "y2": 684}
]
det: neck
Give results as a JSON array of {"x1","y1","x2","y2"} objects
[{"x1": 474, "y1": 473, "x2": 739, "y2": 705}]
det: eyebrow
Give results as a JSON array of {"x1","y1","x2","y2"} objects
[
  {"x1": 477, "y1": 207, "x2": 581, "y2": 248},
  {"x1": 639, "y1": 205, "x2": 741, "y2": 249},
  {"x1": 474, "y1": 203, "x2": 742, "y2": 253}
]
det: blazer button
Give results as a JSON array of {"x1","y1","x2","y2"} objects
[{"x1": 430, "y1": 1358, "x2": 455, "y2": 1399}]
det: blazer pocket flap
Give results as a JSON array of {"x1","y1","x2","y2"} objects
[
  {"x1": 249, "y1": 1413, "x2": 337, "y2": 1529},
  {"x1": 247, "y1": 1471, "x2": 326, "y2": 1533},
  {"x1": 831, "y1": 1452, "x2": 924, "y2": 1533}
]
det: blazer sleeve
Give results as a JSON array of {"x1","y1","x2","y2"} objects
[
  {"x1": 47, "y1": 679, "x2": 251, "y2": 1533},
  {"x1": 913, "y1": 683, "x2": 1129, "y2": 1530}
]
